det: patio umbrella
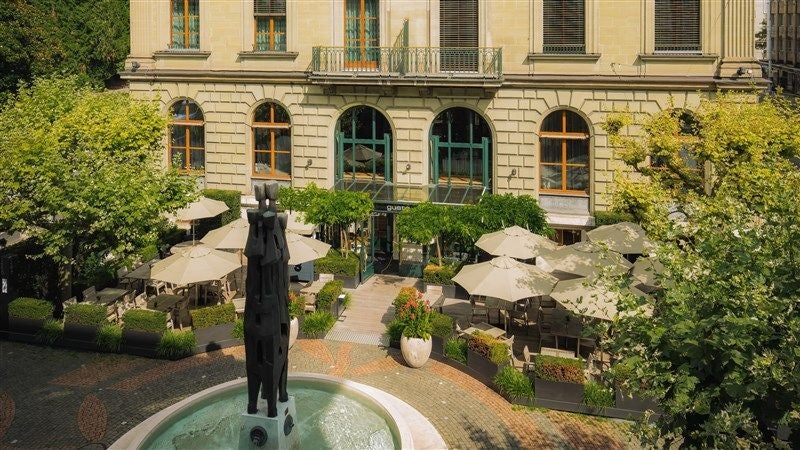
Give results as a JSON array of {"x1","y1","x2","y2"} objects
[
  {"x1": 550, "y1": 278, "x2": 649, "y2": 322},
  {"x1": 287, "y1": 232, "x2": 331, "y2": 265},
  {"x1": 586, "y1": 221, "x2": 652, "y2": 255},
  {"x1": 344, "y1": 144, "x2": 382, "y2": 162},
  {"x1": 201, "y1": 218, "x2": 248, "y2": 250},
  {"x1": 536, "y1": 241, "x2": 632, "y2": 279},
  {"x1": 631, "y1": 256, "x2": 673, "y2": 292},
  {"x1": 170, "y1": 196, "x2": 230, "y2": 243},
  {"x1": 475, "y1": 225, "x2": 557, "y2": 260},
  {"x1": 452, "y1": 256, "x2": 558, "y2": 307},
  {"x1": 150, "y1": 244, "x2": 241, "y2": 286},
  {"x1": 287, "y1": 211, "x2": 315, "y2": 236}
]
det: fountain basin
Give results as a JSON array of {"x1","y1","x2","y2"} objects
[{"x1": 111, "y1": 373, "x2": 444, "y2": 449}]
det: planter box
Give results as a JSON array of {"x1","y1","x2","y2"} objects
[
  {"x1": 63, "y1": 323, "x2": 100, "y2": 343},
  {"x1": 431, "y1": 336, "x2": 444, "y2": 355},
  {"x1": 467, "y1": 348, "x2": 499, "y2": 384},
  {"x1": 9, "y1": 317, "x2": 44, "y2": 335},
  {"x1": 194, "y1": 323, "x2": 236, "y2": 352},
  {"x1": 123, "y1": 329, "x2": 162, "y2": 358},
  {"x1": 425, "y1": 283, "x2": 455, "y2": 299},
  {"x1": 499, "y1": 392, "x2": 536, "y2": 408},
  {"x1": 398, "y1": 262, "x2": 423, "y2": 278},
  {"x1": 534, "y1": 378, "x2": 585, "y2": 405},
  {"x1": 333, "y1": 274, "x2": 359, "y2": 289},
  {"x1": 615, "y1": 390, "x2": 659, "y2": 413}
]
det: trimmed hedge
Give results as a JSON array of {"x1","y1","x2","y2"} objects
[
  {"x1": 532, "y1": 355, "x2": 585, "y2": 384},
  {"x1": 203, "y1": 189, "x2": 241, "y2": 225},
  {"x1": 122, "y1": 309, "x2": 167, "y2": 334},
  {"x1": 430, "y1": 312, "x2": 453, "y2": 338},
  {"x1": 314, "y1": 250, "x2": 359, "y2": 276},
  {"x1": 9, "y1": 297, "x2": 53, "y2": 320},
  {"x1": 316, "y1": 280, "x2": 344, "y2": 312},
  {"x1": 422, "y1": 262, "x2": 457, "y2": 286},
  {"x1": 64, "y1": 303, "x2": 107, "y2": 326},
  {"x1": 494, "y1": 365, "x2": 534, "y2": 401},
  {"x1": 190, "y1": 303, "x2": 236, "y2": 329},
  {"x1": 301, "y1": 311, "x2": 336, "y2": 338},
  {"x1": 467, "y1": 331, "x2": 509, "y2": 365},
  {"x1": 158, "y1": 330, "x2": 197, "y2": 359},
  {"x1": 593, "y1": 210, "x2": 635, "y2": 226}
]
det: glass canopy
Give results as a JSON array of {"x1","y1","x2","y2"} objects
[{"x1": 333, "y1": 179, "x2": 488, "y2": 206}]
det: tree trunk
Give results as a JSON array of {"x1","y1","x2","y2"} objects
[
  {"x1": 435, "y1": 237, "x2": 443, "y2": 266},
  {"x1": 58, "y1": 245, "x2": 73, "y2": 301}
]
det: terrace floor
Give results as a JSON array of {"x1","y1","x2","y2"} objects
[{"x1": 0, "y1": 340, "x2": 639, "y2": 450}]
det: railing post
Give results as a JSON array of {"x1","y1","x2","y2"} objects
[
  {"x1": 312, "y1": 47, "x2": 320, "y2": 72},
  {"x1": 497, "y1": 48, "x2": 503, "y2": 76}
]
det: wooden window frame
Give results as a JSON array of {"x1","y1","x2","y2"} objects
[
  {"x1": 539, "y1": 110, "x2": 590, "y2": 195},
  {"x1": 252, "y1": 103, "x2": 292, "y2": 180},
  {"x1": 255, "y1": 16, "x2": 286, "y2": 51},
  {"x1": 170, "y1": 0, "x2": 199, "y2": 50},
  {"x1": 169, "y1": 100, "x2": 204, "y2": 173},
  {"x1": 344, "y1": 0, "x2": 379, "y2": 69}
]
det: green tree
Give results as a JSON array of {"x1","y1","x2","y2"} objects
[
  {"x1": 396, "y1": 202, "x2": 449, "y2": 264},
  {"x1": 0, "y1": 76, "x2": 196, "y2": 297},
  {"x1": 302, "y1": 189, "x2": 373, "y2": 256},
  {"x1": 604, "y1": 92, "x2": 800, "y2": 447}
]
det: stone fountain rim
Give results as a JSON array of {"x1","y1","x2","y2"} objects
[{"x1": 109, "y1": 372, "x2": 445, "y2": 450}]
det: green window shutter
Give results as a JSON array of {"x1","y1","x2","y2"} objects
[
  {"x1": 655, "y1": 0, "x2": 701, "y2": 53},
  {"x1": 543, "y1": 0, "x2": 585, "y2": 54}
]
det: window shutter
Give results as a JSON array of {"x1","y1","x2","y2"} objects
[
  {"x1": 543, "y1": 0, "x2": 585, "y2": 54},
  {"x1": 440, "y1": 0, "x2": 478, "y2": 48},
  {"x1": 254, "y1": 0, "x2": 285, "y2": 15},
  {"x1": 655, "y1": 0, "x2": 700, "y2": 53}
]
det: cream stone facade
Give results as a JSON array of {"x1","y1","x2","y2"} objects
[{"x1": 124, "y1": 0, "x2": 761, "y2": 234}]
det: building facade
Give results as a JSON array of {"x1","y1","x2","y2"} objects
[
  {"x1": 768, "y1": 0, "x2": 800, "y2": 93},
  {"x1": 124, "y1": 0, "x2": 759, "y2": 251}
]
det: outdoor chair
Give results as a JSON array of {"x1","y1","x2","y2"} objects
[
  {"x1": 469, "y1": 296, "x2": 490, "y2": 323},
  {"x1": 522, "y1": 345, "x2": 536, "y2": 369},
  {"x1": 82, "y1": 286, "x2": 98, "y2": 303},
  {"x1": 232, "y1": 297, "x2": 245, "y2": 316},
  {"x1": 132, "y1": 293, "x2": 147, "y2": 308},
  {"x1": 147, "y1": 279, "x2": 166, "y2": 296},
  {"x1": 508, "y1": 348, "x2": 528, "y2": 372},
  {"x1": 421, "y1": 286, "x2": 445, "y2": 313}
]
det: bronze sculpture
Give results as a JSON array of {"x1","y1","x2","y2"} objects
[{"x1": 243, "y1": 181, "x2": 290, "y2": 418}]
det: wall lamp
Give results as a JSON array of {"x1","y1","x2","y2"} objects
[
  {"x1": 509, "y1": 168, "x2": 517, "y2": 177},
  {"x1": 304, "y1": 158, "x2": 313, "y2": 168}
]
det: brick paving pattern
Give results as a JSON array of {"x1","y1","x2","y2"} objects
[{"x1": 0, "y1": 339, "x2": 640, "y2": 449}]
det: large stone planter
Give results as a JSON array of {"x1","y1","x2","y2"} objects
[
  {"x1": 400, "y1": 336, "x2": 432, "y2": 368},
  {"x1": 123, "y1": 329, "x2": 162, "y2": 357},
  {"x1": 333, "y1": 274, "x2": 359, "y2": 289},
  {"x1": 63, "y1": 322, "x2": 100, "y2": 343},
  {"x1": 194, "y1": 323, "x2": 236, "y2": 352},
  {"x1": 467, "y1": 348, "x2": 499, "y2": 383},
  {"x1": 615, "y1": 390, "x2": 659, "y2": 413},
  {"x1": 431, "y1": 335, "x2": 445, "y2": 355},
  {"x1": 289, "y1": 317, "x2": 299, "y2": 349},
  {"x1": 534, "y1": 378, "x2": 585, "y2": 405},
  {"x1": 8, "y1": 317, "x2": 44, "y2": 335}
]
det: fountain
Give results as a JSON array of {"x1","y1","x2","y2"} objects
[{"x1": 110, "y1": 182, "x2": 444, "y2": 449}]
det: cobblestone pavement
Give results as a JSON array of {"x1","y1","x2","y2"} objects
[{"x1": 0, "y1": 339, "x2": 640, "y2": 449}]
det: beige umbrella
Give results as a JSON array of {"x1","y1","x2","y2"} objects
[
  {"x1": 631, "y1": 256, "x2": 673, "y2": 292},
  {"x1": 287, "y1": 232, "x2": 331, "y2": 265},
  {"x1": 452, "y1": 256, "x2": 558, "y2": 307},
  {"x1": 287, "y1": 211, "x2": 315, "y2": 236},
  {"x1": 150, "y1": 244, "x2": 241, "y2": 286},
  {"x1": 550, "y1": 278, "x2": 650, "y2": 322},
  {"x1": 475, "y1": 225, "x2": 557, "y2": 260},
  {"x1": 586, "y1": 221, "x2": 653, "y2": 254},
  {"x1": 173, "y1": 196, "x2": 229, "y2": 221},
  {"x1": 536, "y1": 241, "x2": 632, "y2": 279},
  {"x1": 201, "y1": 218, "x2": 248, "y2": 250}
]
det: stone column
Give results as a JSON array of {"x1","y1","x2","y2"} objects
[{"x1": 719, "y1": 0, "x2": 759, "y2": 77}]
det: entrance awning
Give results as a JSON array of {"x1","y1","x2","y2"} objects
[{"x1": 334, "y1": 179, "x2": 487, "y2": 206}]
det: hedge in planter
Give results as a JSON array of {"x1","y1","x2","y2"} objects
[
  {"x1": 314, "y1": 250, "x2": 359, "y2": 276},
  {"x1": 9, "y1": 297, "x2": 53, "y2": 320},
  {"x1": 532, "y1": 355, "x2": 585, "y2": 384},
  {"x1": 316, "y1": 280, "x2": 344, "y2": 312},
  {"x1": 422, "y1": 262, "x2": 457, "y2": 286},
  {"x1": 64, "y1": 304, "x2": 106, "y2": 326},
  {"x1": 467, "y1": 331, "x2": 510, "y2": 366},
  {"x1": 301, "y1": 311, "x2": 335, "y2": 338},
  {"x1": 123, "y1": 309, "x2": 168, "y2": 334},
  {"x1": 444, "y1": 337, "x2": 467, "y2": 364},
  {"x1": 583, "y1": 381, "x2": 614, "y2": 409},
  {"x1": 190, "y1": 303, "x2": 236, "y2": 329},
  {"x1": 97, "y1": 324, "x2": 123, "y2": 352},
  {"x1": 494, "y1": 365, "x2": 534, "y2": 404}
]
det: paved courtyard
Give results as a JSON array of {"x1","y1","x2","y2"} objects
[{"x1": 0, "y1": 339, "x2": 639, "y2": 450}]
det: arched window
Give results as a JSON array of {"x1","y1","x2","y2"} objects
[
  {"x1": 335, "y1": 106, "x2": 392, "y2": 182},
  {"x1": 169, "y1": 99, "x2": 204, "y2": 172},
  {"x1": 539, "y1": 109, "x2": 589, "y2": 194},
  {"x1": 430, "y1": 108, "x2": 492, "y2": 188},
  {"x1": 253, "y1": 102, "x2": 291, "y2": 179}
]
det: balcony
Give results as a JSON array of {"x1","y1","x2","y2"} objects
[{"x1": 309, "y1": 46, "x2": 503, "y2": 88}]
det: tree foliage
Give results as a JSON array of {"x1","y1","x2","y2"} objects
[
  {"x1": 287, "y1": 186, "x2": 372, "y2": 255},
  {"x1": 0, "y1": 76, "x2": 196, "y2": 294},
  {"x1": 396, "y1": 202, "x2": 449, "y2": 263},
  {"x1": 0, "y1": 0, "x2": 129, "y2": 96},
  {"x1": 604, "y1": 92, "x2": 800, "y2": 447}
]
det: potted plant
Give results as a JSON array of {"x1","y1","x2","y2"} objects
[
  {"x1": 494, "y1": 365, "x2": 535, "y2": 407},
  {"x1": 122, "y1": 309, "x2": 167, "y2": 356},
  {"x1": 396, "y1": 289, "x2": 433, "y2": 368},
  {"x1": 288, "y1": 291, "x2": 305, "y2": 348},
  {"x1": 190, "y1": 303, "x2": 236, "y2": 351},
  {"x1": 429, "y1": 312, "x2": 453, "y2": 355},
  {"x1": 8, "y1": 297, "x2": 53, "y2": 336},
  {"x1": 531, "y1": 355, "x2": 586, "y2": 406},
  {"x1": 466, "y1": 331, "x2": 508, "y2": 382},
  {"x1": 63, "y1": 303, "x2": 106, "y2": 344},
  {"x1": 422, "y1": 259, "x2": 458, "y2": 299}
]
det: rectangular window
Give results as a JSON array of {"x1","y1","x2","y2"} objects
[
  {"x1": 440, "y1": 0, "x2": 478, "y2": 71},
  {"x1": 543, "y1": 0, "x2": 585, "y2": 54},
  {"x1": 655, "y1": 0, "x2": 700, "y2": 54},
  {"x1": 255, "y1": 0, "x2": 286, "y2": 51},
  {"x1": 345, "y1": 0, "x2": 379, "y2": 68},
  {"x1": 171, "y1": 0, "x2": 199, "y2": 49}
]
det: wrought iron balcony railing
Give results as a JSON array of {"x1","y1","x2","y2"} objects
[{"x1": 311, "y1": 46, "x2": 503, "y2": 78}]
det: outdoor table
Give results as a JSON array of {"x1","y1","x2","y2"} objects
[
  {"x1": 146, "y1": 294, "x2": 184, "y2": 313},
  {"x1": 94, "y1": 288, "x2": 129, "y2": 305},
  {"x1": 541, "y1": 347, "x2": 578, "y2": 359},
  {"x1": 551, "y1": 321, "x2": 586, "y2": 353},
  {"x1": 463, "y1": 322, "x2": 506, "y2": 339}
]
